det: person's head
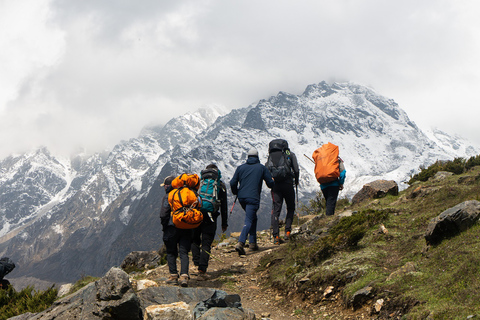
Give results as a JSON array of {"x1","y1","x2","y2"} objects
[
  {"x1": 247, "y1": 147, "x2": 259, "y2": 158},
  {"x1": 160, "y1": 175, "x2": 175, "y2": 189},
  {"x1": 206, "y1": 163, "x2": 218, "y2": 170}
]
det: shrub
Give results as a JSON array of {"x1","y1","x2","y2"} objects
[
  {"x1": 0, "y1": 285, "x2": 57, "y2": 320},
  {"x1": 465, "y1": 155, "x2": 480, "y2": 171},
  {"x1": 299, "y1": 191, "x2": 325, "y2": 215},
  {"x1": 408, "y1": 156, "x2": 476, "y2": 184}
]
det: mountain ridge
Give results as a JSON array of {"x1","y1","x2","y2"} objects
[{"x1": 0, "y1": 81, "x2": 478, "y2": 288}]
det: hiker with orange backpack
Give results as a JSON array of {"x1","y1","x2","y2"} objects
[
  {"x1": 265, "y1": 139, "x2": 300, "y2": 244},
  {"x1": 312, "y1": 142, "x2": 346, "y2": 216},
  {"x1": 160, "y1": 174, "x2": 202, "y2": 287},
  {"x1": 230, "y1": 147, "x2": 275, "y2": 255},
  {"x1": 192, "y1": 163, "x2": 228, "y2": 280}
]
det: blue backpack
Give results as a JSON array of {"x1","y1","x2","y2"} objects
[{"x1": 198, "y1": 168, "x2": 221, "y2": 217}]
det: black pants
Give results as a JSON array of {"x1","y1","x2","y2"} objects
[
  {"x1": 321, "y1": 185, "x2": 340, "y2": 216},
  {"x1": 271, "y1": 181, "x2": 296, "y2": 238},
  {"x1": 163, "y1": 226, "x2": 192, "y2": 276},
  {"x1": 192, "y1": 220, "x2": 217, "y2": 272}
]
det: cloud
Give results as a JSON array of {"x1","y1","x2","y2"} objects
[{"x1": 0, "y1": 0, "x2": 479, "y2": 158}]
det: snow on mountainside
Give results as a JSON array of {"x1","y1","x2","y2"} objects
[{"x1": 0, "y1": 81, "x2": 478, "y2": 288}]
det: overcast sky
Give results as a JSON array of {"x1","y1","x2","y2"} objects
[{"x1": 1, "y1": 0, "x2": 479, "y2": 159}]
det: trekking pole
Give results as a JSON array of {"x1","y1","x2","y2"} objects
[
  {"x1": 229, "y1": 196, "x2": 238, "y2": 216},
  {"x1": 193, "y1": 243, "x2": 225, "y2": 264},
  {"x1": 303, "y1": 154, "x2": 315, "y2": 164},
  {"x1": 295, "y1": 184, "x2": 299, "y2": 227}
]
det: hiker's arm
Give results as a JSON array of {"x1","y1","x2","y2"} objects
[
  {"x1": 230, "y1": 169, "x2": 239, "y2": 195},
  {"x1": 291, "y1": 152, "x2": 300, "y2": 185},
  {"x1": 263, "y1": 166, "x2": 275, "y2": 188},
  {"x1": 159, "y1": 196, "x2": 171, "y2": 230},
  {"x1": 339, "y1": 167, "x2": 346, "y2": 186}
]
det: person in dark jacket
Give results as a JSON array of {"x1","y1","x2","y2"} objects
[
  {"x1": 230, "y1": 147, "x2": 275, "y2": 255},
  {"x1": 192, "y1": 164, "x2": 228, "y2": 281},
  {"x1": 159, "y1": 175, "x2": 192, "y2": 287},
  {"x1": 266, "y1": 140, "x2": 300, "y2": 244}
]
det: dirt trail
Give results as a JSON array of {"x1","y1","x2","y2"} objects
[{"x1": 148, "y1": 229, "x2": 370, "y2": 319}]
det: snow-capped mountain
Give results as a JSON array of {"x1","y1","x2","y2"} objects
[{"x1": 0, "y1": 82, "x2": 478, "y2": 287}]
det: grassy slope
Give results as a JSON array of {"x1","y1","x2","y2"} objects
[{"x1": 258, "y1": 166, "x2": 480, "y2": 319}]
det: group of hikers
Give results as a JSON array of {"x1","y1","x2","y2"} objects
[{"x1": 159, "y1": 139, "x2": 346, "y2": 287}]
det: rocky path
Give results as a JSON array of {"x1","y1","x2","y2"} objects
[{"x1": 146, "y1": 229, "x2": 367, "y2": 319}]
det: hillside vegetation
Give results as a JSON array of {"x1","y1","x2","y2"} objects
[
  {"x1": 258, "y1": 160, "x2": 480, "y2": 319},
  {"x1": 0, "y1": 286, "x2": 57, "y2": 320},
  {"x1": 3, "y1": 157, "x2": 480, "y2": 319}
]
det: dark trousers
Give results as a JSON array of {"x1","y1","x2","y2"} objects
[
  {"x1": 321, "y1": 185, "x2": 340, "y2": 216},
  {"x1": 239, "y1": 198, "x2": 260, "y2": 245},
  {"x1": 163, "y1": 226, "x2": 192, "y2": 276},
  {"x1": 192, "y1": 220, "x2": 217, "y2": 272},
  {"x1": 271, "y1": 182, "x2": 296, "y2": 237}
]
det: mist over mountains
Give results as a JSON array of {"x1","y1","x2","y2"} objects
[{"x1": 0, "y1": 81, "x2": 478, "y2": 287}]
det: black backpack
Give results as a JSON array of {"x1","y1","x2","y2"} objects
[
  {"x1": 0, "y1": 257, "x2": 15, "y2": 280},
  {"x1": 266, "y1": 139, "x2": 293, "y2": 181}
]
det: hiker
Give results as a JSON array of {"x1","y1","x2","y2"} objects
[
  {"x1": 0, "y1": 257, "x2": 15, "y2": 289},
  {"x1": 312, "y1": 143, "x2": 346, "y2": 216},
  {"x1": 230, "y1": 147, "x2": 275, "y2": 255},
  {"x1": 265, "y1": 139, "x2": 300, "y2": 244},
  {"x1": 321, "y1": 157, "x2": 345, "y2": 215},
  {"x1": 159, "y1": 175, "x2": 193, "y2": 287},
  {"x1": 192, "y1": 163, "x2": 228, "y2": 280}
]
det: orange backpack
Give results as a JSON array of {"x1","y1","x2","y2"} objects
[
  {"x1": 312, "y1": 142, "x2": 340, "y2": 184},
  {"x1": 168, "y1": 173, "x2": 203, "y2": 229}
]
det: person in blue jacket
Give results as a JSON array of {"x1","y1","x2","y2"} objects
[
  {"x1": 230, "y1": 147, "x2": 275, "y2": 255},
  {"x1": 320, "y1": 157, "x2": 346, "y2": 216}
]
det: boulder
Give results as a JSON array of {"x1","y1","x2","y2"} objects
[
  {"x1": 57, "y1": 283, "x2": 73, "y2": 297},
  {"x1": 424, "y1": 200, "x2": 480, "y2": 245},
  {"x1": 22, "y1": 267, "x2": 142, "y2": 320},
  {"x1": 193, "y1": 290, "x2": 254, "y2": 320},
  {"x1": 430, "y1": 171, "x2": 453, "y2": 181},
  {"x1": 138, "y1": 286, "x2": 217, "y2": 308},
  {"x1": 350, "y1": 286, "x2": 374, "y2": 309},
  {"x1": 120, "y1": 251, "x2": 162, "y2": 272},
  {"x1": 197, "y1": 307, "x2": 255, "y2": 320},
  {"x1": 144, "y1": 302, "x2": 192, "y2": 320},
  {"x1": 386, "y1": 262, "x2": 416, "y2": 281},
  {"x1": 352, "y1": 180, "x2": 398, "y2": 205},
  {"x1": 137, "y1": 279, "x2": 158, "y2": 291}
]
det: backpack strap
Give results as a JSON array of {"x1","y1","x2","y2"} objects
[{"x1": 172, "y1": 187, "x2": 186, "y2": 213}]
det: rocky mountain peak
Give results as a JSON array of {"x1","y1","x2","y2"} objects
[{"x1": 1, "y1": 81, "x2": 478, "y2": 288}]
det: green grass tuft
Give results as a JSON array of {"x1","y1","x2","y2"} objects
[{"x1": 0, "y1": 285, "x2": 58, "y2": 320}]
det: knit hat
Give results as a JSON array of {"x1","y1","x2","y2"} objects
[
  {"x1": 160, "y1": 175, "x2": 175, "y2": 186},
  {"x1": 247, "y1": 147, "x2": 259, "y2": 157}
]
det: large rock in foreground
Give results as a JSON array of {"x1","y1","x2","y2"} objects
[
  {"x1": 9, "y1": 267, "x2": 143, "y2": 320},
  {"x1": 424, "y1": 200, "x2": 480, "y2": 245},
  {"x1": 10, "y1": 267, "x2": 255, "y2": 320},
  {"x1": 352, "y1": 180, "x2": 399, "y2": 205}
]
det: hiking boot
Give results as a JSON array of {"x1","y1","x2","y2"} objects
[
  {"x1": 274, "y1": 236, "x2": 284, "y2": 245},
  {"x1": 249, "y1": 243, "x2": 259, "y2": 251},
  {"x1": 179, "y1": 274, "x2": 189, "y2": 287},
  {"x1": 166, "y1": 274, "x2": 179, "y2": 285},
  {"x1": 235, "y1": 242, "x2": 246, "y2": 256},
  {"x1": 189, "y1": 265, "x2": 199, "y2": 276},
  {"x1": 284, "y1": 231, "x2": 291, "y2": 241},
  {"x1": 196, "y1": 270, "x2": 209, "y2": 281}
]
